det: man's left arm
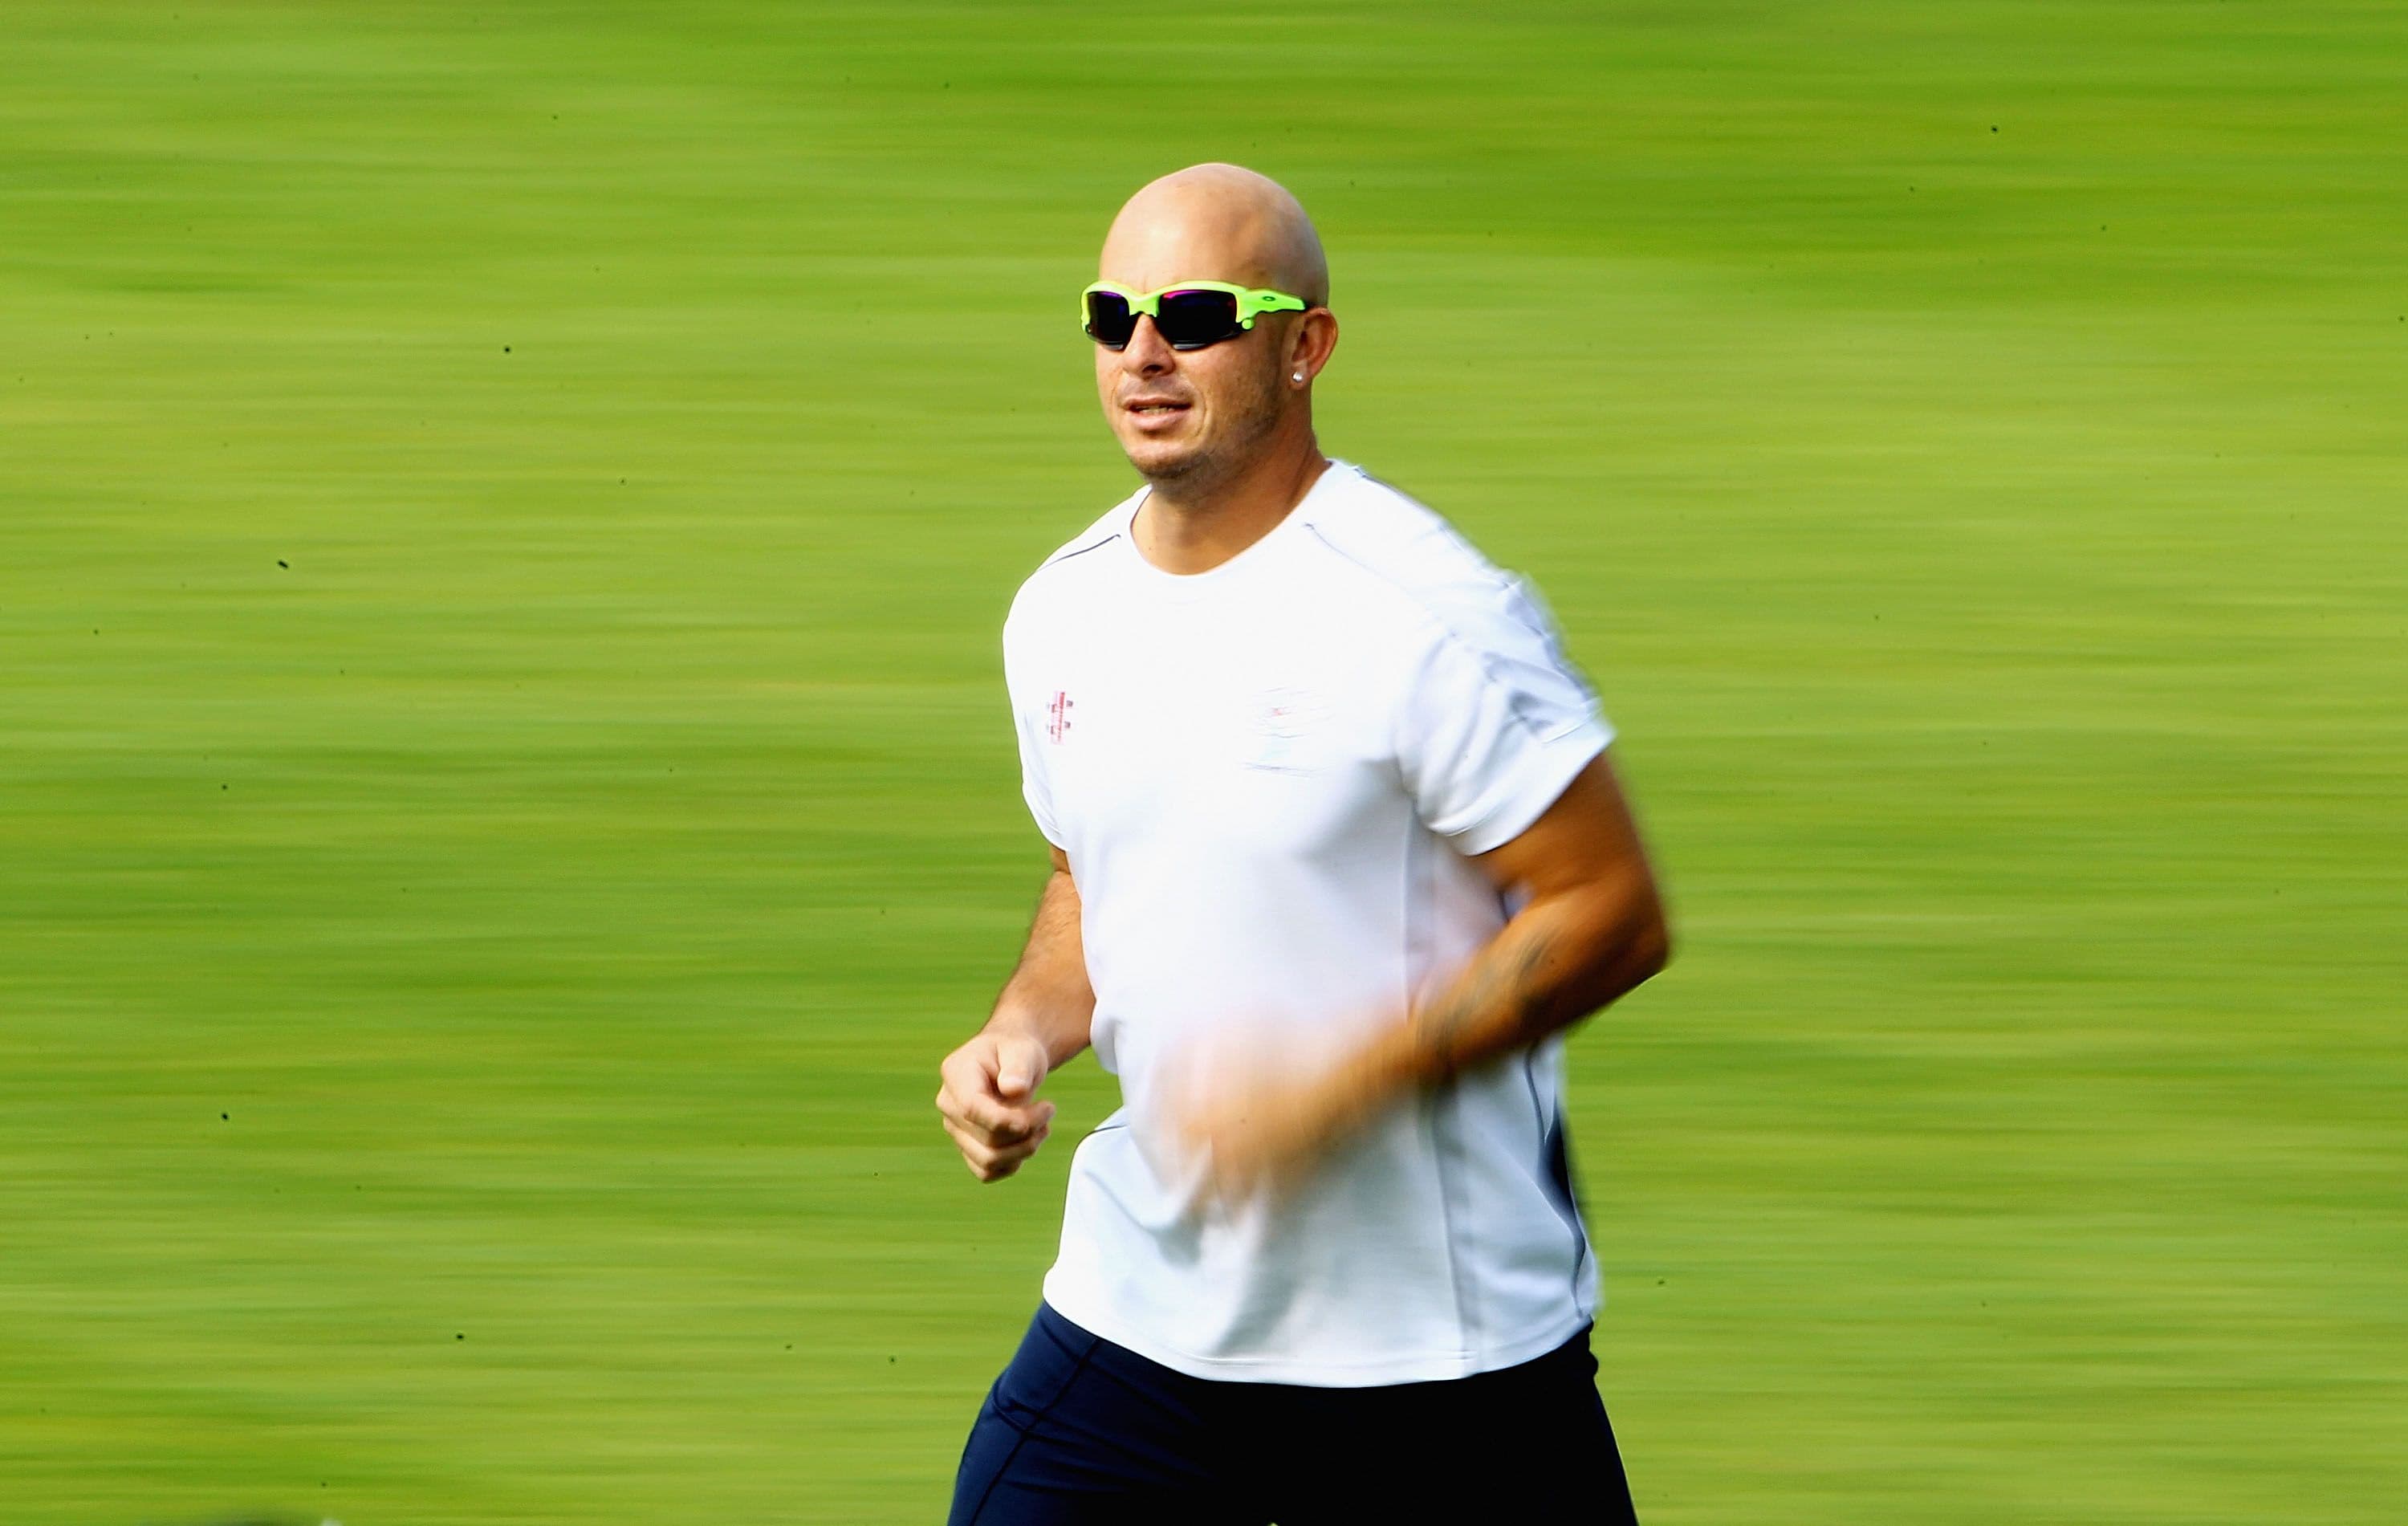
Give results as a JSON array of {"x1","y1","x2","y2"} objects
[
  {"x1": 1181, "y1": 752, "x2": 1670, "y2": 1198},
  {"x1": 1377, "y1": 751, "x2": 1668, "y2": 1087}
]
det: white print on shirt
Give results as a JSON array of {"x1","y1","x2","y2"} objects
[{"x1": 1244, "y1": 686, "x2": 1331, "y2": 773}]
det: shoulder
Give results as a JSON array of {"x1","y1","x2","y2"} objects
[
  {"x1": 1311, "y1": 470, "x2": 1606, "y2": 815},
  {"x1": 1030, "y1": 490, "x2": 1139, "y2": 581},
  {"x1": 1296, "y1": 463, "x2": 1569, "y2": 661},
  {"x1": 1004, "y1": 488, "x2": 1141, "y2": 646}
]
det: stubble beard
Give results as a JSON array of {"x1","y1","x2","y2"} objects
[{"x1": 1128, "y1": 364, "x2": 1285, "y2": 499}]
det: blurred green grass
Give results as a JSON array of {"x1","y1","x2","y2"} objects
[{"x1": 3, "y1": 2, "x2": 2403, "y2": 1521}]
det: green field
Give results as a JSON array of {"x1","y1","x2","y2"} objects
[{"x1": 4, "y1": 3, "x2": 2403, "y2": 1521}]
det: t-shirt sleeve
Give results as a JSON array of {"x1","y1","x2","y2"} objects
[
  {"x1": 1002, "y1": 607, "x2": 1066, "y2": 850},
  {"x1": 1396, "y1": 574, "x2": 1613, "y2": 857}
]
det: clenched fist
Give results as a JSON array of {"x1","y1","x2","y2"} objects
[{"x1": 937, "y1": 1028, "x2": 1058, "y2": 1182}]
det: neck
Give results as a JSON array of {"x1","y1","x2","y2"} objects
[{"x1": 1134, "y1": 421, "x2": 1331, "y2": 576}]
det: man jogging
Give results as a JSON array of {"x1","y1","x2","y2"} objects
[{"x1": 938, "y1": 163, "x2": 1671, "y2": 1524}]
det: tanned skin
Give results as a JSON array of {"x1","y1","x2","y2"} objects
[{"x1": 934, "y1": 163, "x2": 1670, "y2": 1196}]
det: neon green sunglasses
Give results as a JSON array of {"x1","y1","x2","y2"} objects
[{"x1": 1080, "y1": 279, "x2": 1308, "y2": 352}]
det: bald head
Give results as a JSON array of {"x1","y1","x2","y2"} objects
[
  {"x1": 1100, "y1": 163, "x2": 1328, "y2": 307},
  {"x1": 1090, "y1": 165, "x2": 1339, "y2": 504}
]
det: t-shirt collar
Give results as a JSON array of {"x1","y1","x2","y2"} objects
[{"x1": 1119, "y1": 458, "x2": 1358, "y2": 598}]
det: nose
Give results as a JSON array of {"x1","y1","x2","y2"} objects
[{"x1": 1120, "y1": 313, "x2": 1177, "y2": 376}]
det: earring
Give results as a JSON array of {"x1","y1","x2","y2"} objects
[{"x1": 1292, "y1": 372, "x2": 1305, "y2": 383}]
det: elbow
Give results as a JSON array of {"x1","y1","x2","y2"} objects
[
  {"x1": 1566, "y1": 881, "x2": 1671, "y2": 1011},
  {"x1": 1616, "y1": 871, "x2": 1672, "y2": 986},
  {"x1": 1629, "y1": 902, "x2": 1673, "y2": 986},
  {"x1": 1554, "y1": 903, "x2": 1668, "y2": 1039}
]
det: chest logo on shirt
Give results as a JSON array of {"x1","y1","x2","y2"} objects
[
  {"x1": 1246, "y1": 686, "x2": 1331, "y2": 773},
  {"x1": 1046, "y1": 689, "x2": 1074, "y2": 744}
]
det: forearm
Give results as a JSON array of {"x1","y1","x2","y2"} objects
[
  {"x1": 986, "y1": 865, "x2": 1096, "y2": 1069},
  {"x1": 1180, "y1": 873, "x2": 1667, "y2": 1195},
  {"x1": 1171, "y1": 758, "x2": 1668, "y2": 1200},
  {"x1": 1356, "y1": 873, "x2": 1668, "y2": 1100}
]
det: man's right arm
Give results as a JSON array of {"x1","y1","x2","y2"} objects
[{"x1": 936, "y1": 845, "x2": 1093, "y2": 1182}]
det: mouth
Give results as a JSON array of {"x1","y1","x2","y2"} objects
[{"x1": 1123, "y1": 397, "x2": 1192, "y2": 433}]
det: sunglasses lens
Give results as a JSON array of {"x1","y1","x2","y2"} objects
[
  {"x1": 1083, "y1": 291, "x2": 1137, "y2": 348},
  {"x1": 1154, "y1": 288, "x2": 1244, "y2": 349}
]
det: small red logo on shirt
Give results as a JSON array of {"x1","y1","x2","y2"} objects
[{"x1": 1046, "y1": 690, "x2": 1074, "y2": 743}]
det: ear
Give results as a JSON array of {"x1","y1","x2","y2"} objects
[{"x1": 1283, "y1": 307, "x2": 1340, "y2": 387}]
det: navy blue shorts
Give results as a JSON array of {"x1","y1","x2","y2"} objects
[{"x1": 949, "y1": 1304, "x2": 1640, "y2": 1524}]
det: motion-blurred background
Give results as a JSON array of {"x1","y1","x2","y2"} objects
[{"x1": 4, "y1": 3, "x2": 2402, "y2": 1521}]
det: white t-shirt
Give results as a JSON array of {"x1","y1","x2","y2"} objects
[{"x1": 1003, "y1": 459, "x2": 1614, "y2": 1386}]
